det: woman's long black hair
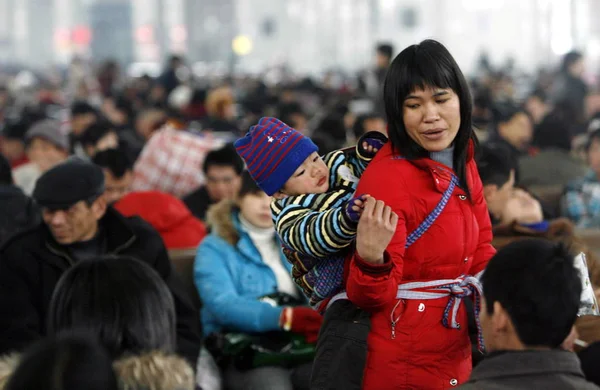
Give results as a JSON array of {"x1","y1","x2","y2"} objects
[{"x1": 383, "y1": 39, "x2": 477, "y2": 200}]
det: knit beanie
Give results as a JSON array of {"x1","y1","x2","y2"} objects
[{"x1": 234, "y1": 117, "x2": 318, "y2": 196}]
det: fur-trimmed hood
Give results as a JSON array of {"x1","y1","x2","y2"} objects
[
  {"x1": 114, "y1": 351, "x2": 195, "y2": 390},
  {"x1": 206, "y1": 199, "x2": 240, "y2": 246},
  {"x1": 0, "y1": 351, "x2": 195, "y2": 390},
  {"x1": 0, "y1": 354, "x2": 17, "y2": 390}
]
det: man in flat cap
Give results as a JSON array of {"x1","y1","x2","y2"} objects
[{"x1": 0, "y1": 158, "x2": 202, "y2": 363}]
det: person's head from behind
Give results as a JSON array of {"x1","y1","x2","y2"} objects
[
  {"x1": 205, "y1": 86, "x2": 235, "y2": 120},
  {"x1": 103, "y1": 95, "x2": 134, "y2": 127},
  {"x1": 384, "y1": 39, "x2": 474, "y2": 195},
  {"x1": 376, "y1": 43, "x2": 394, "y2": 68},
  {"x1": 168, "y1": 54, "x2": 184, "y2": 70},
  {"x1": 5, "y1": 334, "x2": 118, "y2": 390},
  {"x1": 135, "y1": 108, "x2": 167, "y2": 141},
  {"x1": 279, "y1": 102, "x2": 308, "y2": 133},
  {"x1": 0, "y1": 120, "x2": 28, "y2": 162},
  {"x1": 233, "y1": 171, "x2": 273, "y2": 229},
  {"x1": 494, "y1": 105, "x2": 534, "y2": 151},
  {"x1": 203, "y1": 144, "x2": 244, "y2": 203},
  {"x1": 531, "y1": 106, "x2": 572, "y2": 152},
  {"x1": 48, "y1": 256, "x2": 176, "y2": 359},
  {"x1": 80, "y1": 120, "x2": 119, "y2": 158},
  {"x1": 0, "y1": 153, "x2": 12, "y2": 185},
  {"x1": 524, "y1": 89, "x2": 549, "y2": 125},
  {"x1": 25, "y1": 119, "x2": 70, "y2": 172},
  {"x1": 33, "y1": 159, "x2": 107, "y2": 245},
  {"x1": 562, "y1": 50, "x2": 584, "y2": 78},
  {"x1": 477, "y1": 144, "x2": 515, "y2": 221},
  {"x1": 353, "y1": 113, "x2": 386, "y2": 139},
  {"x1": 70, "y1": 101, "x2": 98, "y2": 136},
  {"x1": 480, "y1": 239, "x2": 581, "y2": 352},
  {"x1": 92, "y1": 149, "x2": 134, "y2": 204},
  {"x1": 235, "y1": 117, "x2": 328, "y2": 199},
  {"x1": 315, "y1": 114, "x2": 348, "y2": 146}
]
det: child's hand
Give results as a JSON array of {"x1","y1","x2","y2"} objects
[
  {"x1": 344, "y1": 194, "x2": 371, "y2": 223},
  {"x1": 362, "y1": 137, "x2": 386, "y2": 156}
]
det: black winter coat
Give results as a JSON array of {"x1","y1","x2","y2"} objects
[
  {"x1": 0, "y1": 207, "x2": 202, "y2": 363},
  {"x1": 0, "y1": 185, "x2": 40, "y2": 247}
]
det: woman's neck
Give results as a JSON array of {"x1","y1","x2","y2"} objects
[
  {"x1": 430, "y1": 145, "x2": 455, "y2": 169},
  {"x1": 239, "y1": 214, "x2": 275, "y2": 241}
]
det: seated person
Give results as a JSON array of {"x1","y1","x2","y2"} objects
[
  {"x1": 92, "y1": 148, "x2": 134, "y2": 204},
  {"x1": 79, "y1": 120, "x2": 119, "y2": 158},
  {"x1": 485, "y1": 104, "x2": 534, "y2": 183},
  {"x1": 0, "y1": 119, "x2": 29, "y2": 169},
  {"x1": 49, "y1": 257, "x2": 195, "y2": 390},
  {"x1": 195, "y1": 172, "x2": 319, "y2": 390},
  {"x1": 520, "y1": 93, "x2": 586, "y2": 187},
  {"x1": 459, "y1": 239, "x2": 599, "y2": 389},
  {"x1": 563, "y1": 129, "x2": 600, "y2": 228},
  {"x1": 1, "y1": 335, "x2": 118, "y2": 390},
  {"x1": 0, "y1": 154, "x2": 40, "y2": 246},
  {"x1": 478, "y1": 144, "x2": 600, "y2": 289},
  {"x1": 12, "y1": 119, "x2": 69, "y2": 195},
  {"x1": 183, "y1": 144, "x2": 243, "y2": 221},
  {"x1": 0, "y1": 257, "x2": 196, "y2": 390},
  {"x1": 0, "y1": 159, "x2": 201, "y2": 363}
]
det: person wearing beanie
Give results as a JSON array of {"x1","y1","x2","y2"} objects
[
  {"x1": 234, "y1": 116, "x2": 387, "y2": 307},
  {"x1": 12, "y1": 119, "x2": 70, "y2": 195},
  {"x1": 0, "y1": 158, "x2": 202, "y2": 364}
]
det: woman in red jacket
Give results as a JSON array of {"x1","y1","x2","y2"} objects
[{"x1": 337, "y1": 40, "x2": 495, "y2": 389}]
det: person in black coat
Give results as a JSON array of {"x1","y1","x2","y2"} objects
[
  {"x1": 0, "y1": 154, "x2": 40, "y2": 246},
  {"x1": 0, "y1": 158, "x2": 202, "y2": 364},
  {"x1": 183, "y1": 144, "x2": 243, "y2": 221}
]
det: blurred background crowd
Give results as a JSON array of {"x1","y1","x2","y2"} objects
[{"x1": 1, "y1": 0, "x2": 600, "y2": 389}]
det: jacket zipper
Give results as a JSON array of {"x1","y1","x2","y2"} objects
[
  {"x1": 112, "y1": 236, "x2": 136, "y2": 254},
  {"x1": 46, "y1": 243, "x2": 75, "y2": 266},
  {"x1": 45, "y1": 235, "x2": 136, "y2": 266}
]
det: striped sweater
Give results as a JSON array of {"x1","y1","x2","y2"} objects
[{"x1": 271, "y1": 144, "x2": 374, "y2": 305}]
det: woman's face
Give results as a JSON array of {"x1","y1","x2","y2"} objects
[
  {"x1": 238, "y1": 191, "x2": 273, "y2": 229},
  {"x1": 402, "y1": 86, "x2": 461, "y2": 152}
]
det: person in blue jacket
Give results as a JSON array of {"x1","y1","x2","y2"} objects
[{"x1": 194, "y1": 171, "x2": 321, "y2": 390}]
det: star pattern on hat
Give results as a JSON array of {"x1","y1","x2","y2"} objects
[{"x1": 268, "y1": 136, "x2": 274, "y2": 143}]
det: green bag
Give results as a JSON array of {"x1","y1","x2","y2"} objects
[{"x1": 205, "y1": 293, "x2": 316, "y2": 370}]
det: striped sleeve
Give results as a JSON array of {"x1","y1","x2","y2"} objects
[
  {"x1": 334, "y1": 135, "x2": 376, "y2": 179},
  {"x1": 272, "y1": 191, "x2": 358, "y2": 259}
]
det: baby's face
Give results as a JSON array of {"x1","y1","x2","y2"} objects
[{"x1": 280, "y1": 152, "x2": 330, "y2": 197}]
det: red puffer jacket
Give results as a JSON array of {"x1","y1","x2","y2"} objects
[
  {"x1": 346, "y1": 142, "x2": 496, "y2": 390},
  {"x1": 114, "y1": 191, "x2": 207, "y2": 249}
]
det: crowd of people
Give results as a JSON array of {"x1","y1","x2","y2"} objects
[{"x1": 0, "y1": 37, "x2": 599, "y2": 389}]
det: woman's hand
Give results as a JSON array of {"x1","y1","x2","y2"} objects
[{"x1": 355, "y1": 197, "x2": 398, "y2": 264}]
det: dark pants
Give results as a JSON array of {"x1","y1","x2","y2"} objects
[{"x1": 310, "y1": 300, "x2": 371, "y2": 390}]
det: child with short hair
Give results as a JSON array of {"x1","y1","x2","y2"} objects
[{"x1": 235, "y1": 117, "x2": 386, "y2": 307}]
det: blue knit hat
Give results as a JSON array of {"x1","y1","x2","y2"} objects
[{"x1": 234, "y1": 117, "x2": 318, "y2": 196}]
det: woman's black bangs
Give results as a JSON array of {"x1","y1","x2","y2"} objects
[{"x1": 397, "y1": 49, "x2": 459, "y2": 101}]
